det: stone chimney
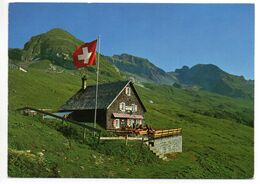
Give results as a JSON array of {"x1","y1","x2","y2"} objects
[{"x1": 81, "y1": 75, "x2": 87, "y2": 90}]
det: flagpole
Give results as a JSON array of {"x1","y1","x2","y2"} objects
[{"x1": 94, "y1": 36, "x2": 100, "y2": 131}]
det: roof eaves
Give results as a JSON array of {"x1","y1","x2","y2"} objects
[
  {"x1": 59, "y1": 88, "x2": 83, "y2": 110},
  {"x1": 129, "y1": 82, "x2": 147, "y2": 112},
  {"x1": 106, "y1": 80, "x2": 131, "y2": 110}
]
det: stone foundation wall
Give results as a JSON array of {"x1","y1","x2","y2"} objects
[{"x1": 152, "y1": 135, "x2": 182, "y2": 154}]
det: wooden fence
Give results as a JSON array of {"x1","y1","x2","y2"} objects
[{"x1": 109, "y1": 128, "x2": 182, "y2": 139}]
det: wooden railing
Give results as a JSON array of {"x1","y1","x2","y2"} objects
[
  {"x1": 152, "y1": 128, "x2": 182, "y2": 138},
  {"x1": 134, "y1": 128, "x2": 182, "y2": 138}
]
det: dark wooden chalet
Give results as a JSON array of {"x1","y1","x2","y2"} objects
[{"x1": 59, "y1": 78, "x2": 146, "y2": 129}]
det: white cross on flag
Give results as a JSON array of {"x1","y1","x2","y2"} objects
[{"x1": 72, "y1": 40, "x2": 97, "y2": 68}]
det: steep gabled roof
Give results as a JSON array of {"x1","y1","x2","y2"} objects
[{"x1": 59, "y1": 80, "x2": 146, "y2": 112}]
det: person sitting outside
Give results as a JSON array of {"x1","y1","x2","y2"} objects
[
  {"x1": 133, "y1": 122, "x2": 137, "y2": 129},
  {"x1": 136, "y1": 123, "x2": 143, "y2": 130}
]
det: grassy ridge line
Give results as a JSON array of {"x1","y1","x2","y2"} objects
[{"x1": 8, "y1": 63, "x2": 254, "y2": 178}]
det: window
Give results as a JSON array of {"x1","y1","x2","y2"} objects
[
  {"x1": 132, "y1": 104, "x2": 137, "y2": 112},
  {"x1": 119, "y1": 102, "x2": 125, "y2": 112},
  {"x1": 125, "y1": 87, "x2": 131, "y2": 96},
  {"x1": 115, "y1": 119, "x2": 120, "y2": 129}
]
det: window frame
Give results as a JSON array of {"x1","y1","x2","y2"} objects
[
  {"x1": 132, "y1": 104, "x2": 137, "y2": 112},
  {"x1": 125, "y1": 87, "x2": 131, "y2": 96},
  {"x1": 119, "y1": 102, "x2": 126, "y2": 112}
]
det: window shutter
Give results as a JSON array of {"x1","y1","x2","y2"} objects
[
  {"x1": 131, "y1": 104, "x2": 135, "y2": 112},
  {"x1": 115, "y1": 119, "x2": 120, "y2": 129},
  {"x1": 119, "y1": 102, "x2": 125, "y2": 112},
  {"x1": 125, "y1": 87, "x2": 131, "y2": 96},
  {"x1": 113, "y1": 119, "x2": 117, "y2": 128},
  {"x1": 122, "y1": 102, "x2": 125, "y2": 112},
  {"x1": 131, "y1": 104, "x2": 137, "y2": 112}
]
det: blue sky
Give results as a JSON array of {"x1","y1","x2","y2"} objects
[{"x1": 9, "y1": 3, "x2": 254, "y2": 79}]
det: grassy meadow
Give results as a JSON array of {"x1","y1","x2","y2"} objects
[{"x1": 8, "y1": 62, "x2": 254, "y2": 178}]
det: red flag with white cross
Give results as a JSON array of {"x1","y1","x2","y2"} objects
[{"x1": 72, "y1": 40, "x2": 97, "y2": 68}]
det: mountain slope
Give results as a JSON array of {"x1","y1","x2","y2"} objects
[
  {"x1": 9, "y1": 28, "x2": 253, "y2": 100},
  {"x1": 8, "y1": 65, "x2": 253, "y2": 178},
  {"x1": 105, "y1": 53, "x2": 177, "y2": 85},
  {"x1": 8, "y1": 28, "x2": 254, "y2": 178},
  {"x1": 9, "y1": 28, "x2": 83, "y2": 68},
  {"x1": 169, "y1": 64, "x2": 254, "y2": 99},
  {"x1": 9, "y1": 28, "x2": 122, "y2": 82}
]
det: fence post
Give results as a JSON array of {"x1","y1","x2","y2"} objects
[
  {"x1": 83, "y1": 128, "x2": 86, "y2": 142},
  {"x1": 97, "y1": 131, "x2": 101, "y2": 146},
  {"x1": 125, "y1": 134, "x2": 128, "y2": 145}
]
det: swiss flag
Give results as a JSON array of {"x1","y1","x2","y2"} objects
[{"x1": 72, "y1": 40, "x2": 97, "y2": 68}]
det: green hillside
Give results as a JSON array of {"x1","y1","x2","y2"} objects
[
  {"x1": 8, "y1": 28, "x2": 254, "y2": 178},
  {"x1": 8, "y1": 61, "x2": 254, "y2": 178}
]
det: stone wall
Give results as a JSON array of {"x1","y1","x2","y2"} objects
[{"x1": 152, "y1": 135, "x2": 182, "y2": 154}]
